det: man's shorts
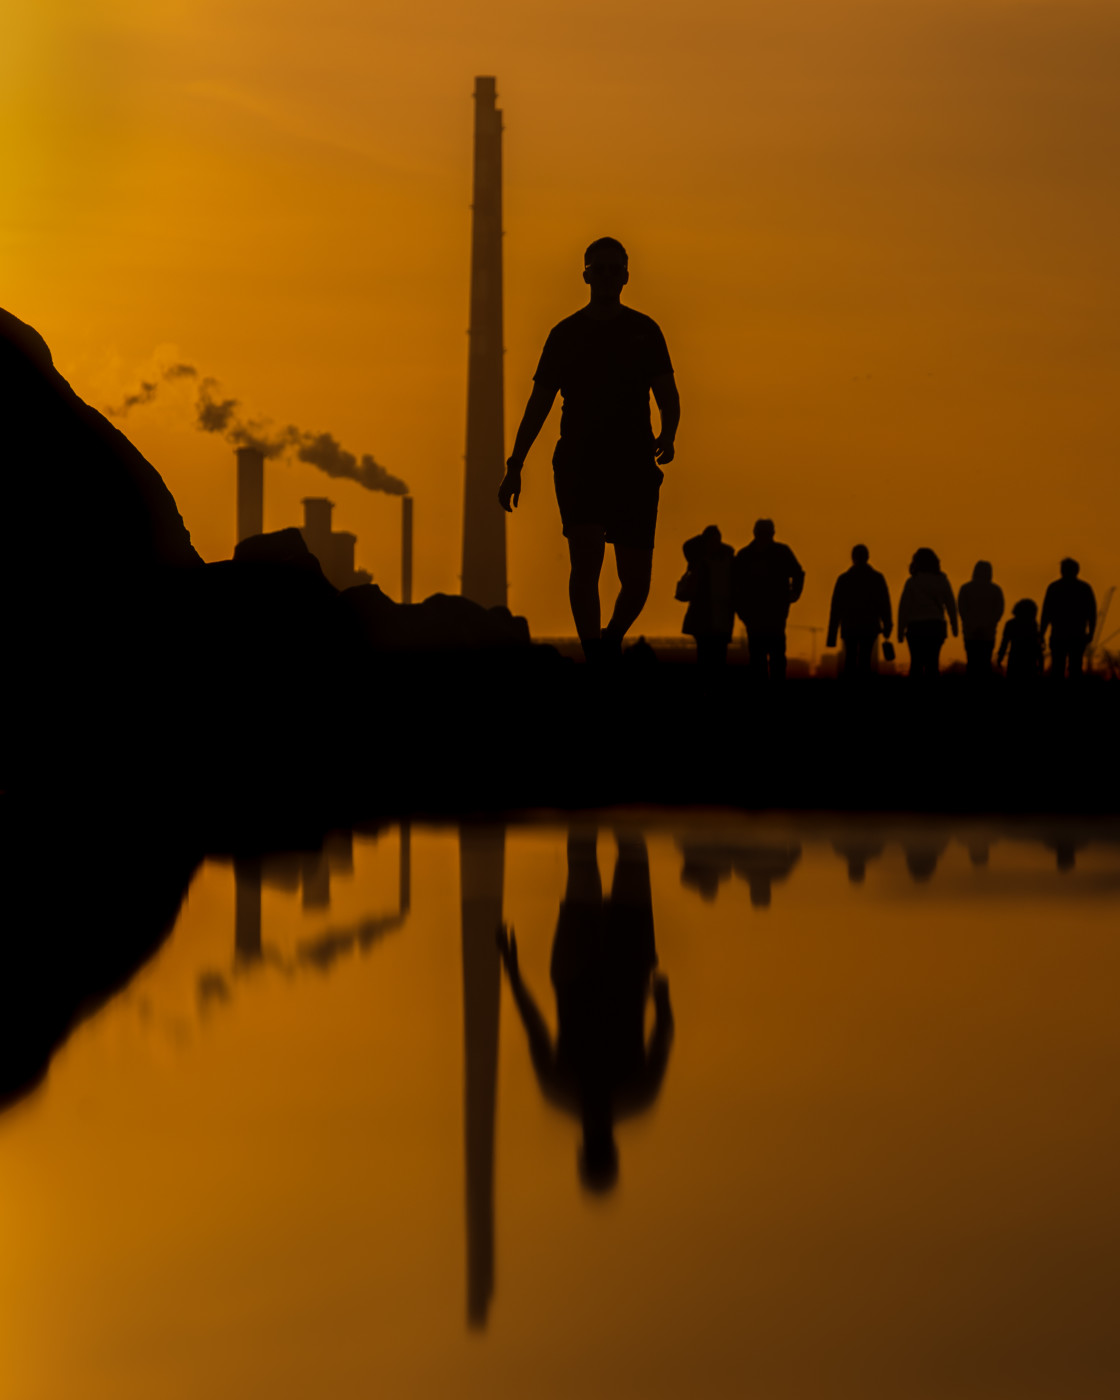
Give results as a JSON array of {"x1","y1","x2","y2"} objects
[{"x1": 552, "y1": 451, "x2": 664, "y2": 552}]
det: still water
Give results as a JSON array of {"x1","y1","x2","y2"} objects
[{"x1": 2, "y1": 816, "x2": 1119, "y2": 1399}]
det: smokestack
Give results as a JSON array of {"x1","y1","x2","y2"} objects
[
  {"x1": 236, "y1": 445, "x2": 264, "y2": 543},
  {"x1": 401, "y1": 495, "x2": 413, "y2": 604},
  {"x1": 461, "y1": 76, "x2": 508, "y2": 610}
]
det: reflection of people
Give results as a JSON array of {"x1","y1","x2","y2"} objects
[
  {"x1": 677, "y1": 839, "x2": 802, "y2": 906},
  {"x1": 898, "y1": 547, "x2": 957, "y2": 679},
  {"x1": 498, "y1": 239, "x2": 680, "y2": 661},
  {"x1": 826, "y1": 544, "x2": 893, "y2": 677},
  {"x1": 678, "y1": 525, "x2": 736, "y2": 666},
  {"x1": 733, "y1": 519, "x2": 805, "y2": 680},
  {"x1": 496, "y1": 830, "x2": 673, "y2": 1192},
  {"x1": 1040, "y1": 559, "x2": 1096, "y2": 678},
  {"x1": 957, "y1": 561, "x2": 1004, "y2": 679}
]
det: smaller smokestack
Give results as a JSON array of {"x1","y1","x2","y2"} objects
[
  {"x1": 236, "y1": 445, "x2": 264, "y2": 543},
  {"x1": 401, "y1": 495, "x2": 414, "y2": 604}
]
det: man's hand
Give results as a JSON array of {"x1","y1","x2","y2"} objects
[
  {"x1": 654, "y1": 436, "x2": 675, "y2": 466},
  {"x1": 498, "y1": 462, "x2": 522, "y2": 512}
]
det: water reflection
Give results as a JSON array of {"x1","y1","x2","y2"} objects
[
  {"x1": 678, "y1": 836, "x2": 802, "y2": 906},
  {"x1": 4, "y1": 815, "x2": 1120, "y2": 1397},
  {"x1": 459, "y1": 824, "x2": 504, "y2": 1329},
  {"x1": 498, "y1": 829, "x2": 673, "y2": 1197}
]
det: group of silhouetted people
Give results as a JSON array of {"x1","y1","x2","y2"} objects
[
  {"x1": 677, "y1": 526, "x2": 1100, "y2": 679},
  {"x1": 497, "y1": 236, "x2": 1102, "y2": 678}
]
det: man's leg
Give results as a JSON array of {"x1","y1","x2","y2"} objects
[
  {"x1": 604, "y1": 545, "x2": 653, "y2": 647},
  {"x1": 746, "y1": 627, "x2": 768, "y2": 679},
  {"x1": 771, "y1": 629, "x2": 788, "y2": 680},
  {"x1": 566, "y1": 524, "x2": 606, "y2": 656}
]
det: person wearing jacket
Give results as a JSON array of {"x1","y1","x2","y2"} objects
[
  {"x1": 1040, "y1": 558, "x2": 1097, "y2": 677},
  {"x1": 678, "y1": 525, "x2": 737, "y2": 666},
  {"x1": 733, "y1": 518, "x2": 805, "y2": 680},
  {"x1": 957, "y1": 560, "x2": 1004, "y2": 678},
  {"x1": 898, "y1": 547, "x2": 958, "y2": 679},
  {"x1": 826, "y1": 544, "x2": 892, "y2": 677}
]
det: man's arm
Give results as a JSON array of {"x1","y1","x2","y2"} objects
[
  {"x1": 651, "y1": 372, "x2": 680, "y2": 466},
  {"x1": 498, "y1": 382, "x2": 558, "y2": 512}
]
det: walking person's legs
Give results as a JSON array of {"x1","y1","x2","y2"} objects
[
  {"x1": 604, "y1": 545, "x2": 653, "y2": 650},
  {"x1": 566, "y1": 523, "x2": 607, "y2": 658}
]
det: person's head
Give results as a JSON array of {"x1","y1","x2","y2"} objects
[
  {"x1": 753, "y1": 518, "x2": 776, "y2": 543},
  {"x1": 583, "y1": 237, "x2": 629, "y2": 299},
  {"x1": 972, "y1": 560, "x2": 993, "y2": 583},
  {"x1": 851, "y1": 543, "x2": 870, "y2": 566},
  {"x1": 1060, "y1": 557, "x2": 1080, "y2": 579},
  {"x1": 1012, "y1": 597, "x2": 1038, "y2": 621},
  {"x1": 578, "y1": 1094, "x2": 619, "y2": 1194},
  {"x1": 701, "y1": 524, "x2": 723, "y2": 545},
  {"x1": 910, "y1": 547, "x2": 941, "y2": 576}
]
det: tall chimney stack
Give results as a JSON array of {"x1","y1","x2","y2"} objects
[
  {"x1": 401, "y1": 495, "x2": 414, "y2": 604},
  {"x1": 236, "y1": 445, "x2": 264, "y2": 543},
  {"x1": 461, "y1": 76, "x2": 508, "y2": 610}
]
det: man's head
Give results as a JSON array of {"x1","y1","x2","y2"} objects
[
  {"x1": 583, "y1": 237, "x2": 629, "y2": 298},
  {"x1": 1060, "y1": 557, "x2": 1080, "y2": 579},
  {"x1": 972, "y1": 560, "x2": 993, "y2": 583},
  {"x1": 579, "y1": 1093, "x2": 619, "y2": 1194},
  {"x1": 753, "y1": 518, "x2": 776, "y2": 543},
  {"x1": 851, "y1": 543, "x2": 870, "y2": 566}
]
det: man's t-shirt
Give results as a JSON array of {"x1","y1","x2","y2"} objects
[{"x1": 533, "y1": 306, "x2": 673, "y2": 471}]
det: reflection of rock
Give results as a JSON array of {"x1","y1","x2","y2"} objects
[
  {"x1": 678, "y1": 840, "x2": 802, "y2": 908},
  {"x1": 0, "y1": 821, "x2": 200, "y2": 1107}
]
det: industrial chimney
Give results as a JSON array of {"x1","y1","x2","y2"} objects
[
  {"x1": 236, "y1": 445, "x2": 264, "y2": 543},
  {"x1": 401, "y1": 495, "x2": 413, "y2": 604},
  {"x1": 460, "y1": 76, "x2": 508, "y2": 610}
]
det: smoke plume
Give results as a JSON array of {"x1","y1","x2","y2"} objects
[{"x1": 111, "y1": 356, "x2": 408, "y2": 494}]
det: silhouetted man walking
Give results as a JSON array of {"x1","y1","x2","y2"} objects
[
  {"x1": 498, "y1": 238, "x2": 680, "y2": 660},
  {"x1": 1040, "y1": 558, "x2": 1096, "y2": 677},
  {"x1": 826, "y1": 544, "x2": 892, "y2": 677},
  {"x1": 734, "y1": 519, "x2": 805, "y2": 679}
]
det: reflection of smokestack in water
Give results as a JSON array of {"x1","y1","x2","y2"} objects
[
  {"x1": 401, "y1": 496, "x2": 413, "y2": 604},
  {"x1": 236, "y1": 445, "x2": 264, "y2": 542},
  {"x1": 460, "y1": 824, "x2": 504, "y2": 1328},
  {"x1": 234, "y1": 855, "x2": 262, "y2": 961},
  {"x1": 400, "y1": 820, "x2": 411, "y2": 913}
]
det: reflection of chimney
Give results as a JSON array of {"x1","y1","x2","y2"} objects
[
  {"x1": 460, "y1": 824, "x2": 504, "y2": 1329},
  {"x1": 401, "y1": 496, "x2": 413, "y2": 604},
  {"x1": 234, "y1": 855, "x2": 262, "y2": 961},
  {"x1": 236, "y1": 446, "x2": 264, "y2": 543},
  {"x1": 399, "y1": 820, "x2": 411, "y2": 913}
]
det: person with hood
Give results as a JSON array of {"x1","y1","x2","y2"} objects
[
  {"x1": 826, "y1": 544, "x2": 893, "y2": 677},
  {"x1": 677, "y1": 524, "x2": 737, "y2": 666},
  {"x1": 898, "y1": 547, "x2": 958, "y2": 679},
  {"x1": 1040, "y1": 558, "x2": 1097, "y2": 677},
  {"x1": 957, "y1": 561, "x2": 1005, "y2": 678},
  {"x1": 733, "y1": 518, "x2": 805, "y2": 680},
  {"x1": 998, "y1": 599, "x2": 1044, "y2": 679}
]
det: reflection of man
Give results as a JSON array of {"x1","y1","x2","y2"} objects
[
  {"x1": 498, "y1": 239, "x2": 681, "y2": 661},
  {"x1": 496, "y1": 830, "x2": 673, "y2": 1191}
]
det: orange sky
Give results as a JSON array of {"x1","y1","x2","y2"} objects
[{"x1": 5, "y1": 0, "x2": 1119, "y2": 649}]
